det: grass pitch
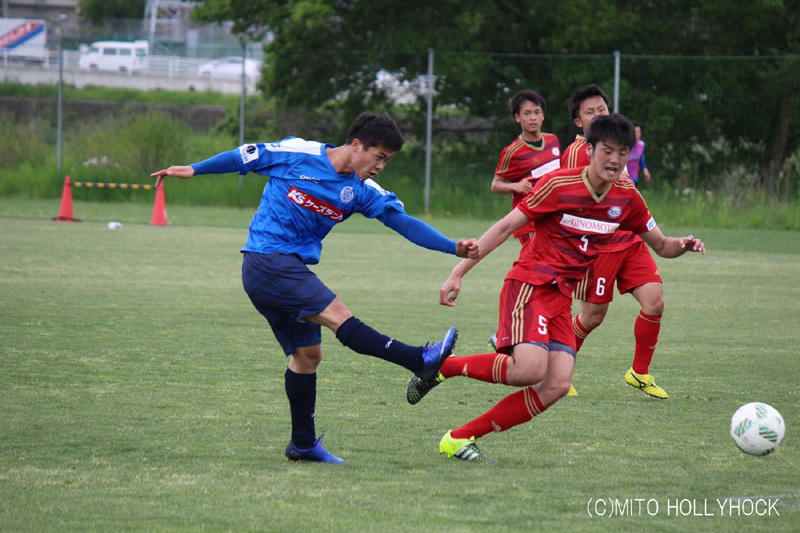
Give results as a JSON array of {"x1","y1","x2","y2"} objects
[{"x1": 1, "y1": 199, "x2": 798, "y2": 531}]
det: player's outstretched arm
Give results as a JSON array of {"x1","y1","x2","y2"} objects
[
  {"x1": 440, "y1": 267, "x2": 468, "y2": 307},
  {"x1": 439, "y1": 208, "x2": 529, "y2": 307},
  {"x1": 378, "y1": 210, "x2": 480, "y2": 258},
  {"x1": 151, "y1": 165, "x2": 195, "y2": 188},
  {"x1": 152, "y1": 150, "x2": 243, "y2": 187},
  {"x1": 640, "y1": 226, "x2": 706, "y2": 258}
]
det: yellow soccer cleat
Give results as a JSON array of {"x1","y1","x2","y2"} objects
[
  {"x1": 439, "y1": 431, "x2": 497, "y2": 463},
  {"x1": 487, "y1": 334, "x2": 497, "y2": 351},
  {"x1": 567, "y1": 383, "x2": 578, "y2": 396},
  {"x1": 624, "y1": 367, "x2": 668, "y2": 399}
]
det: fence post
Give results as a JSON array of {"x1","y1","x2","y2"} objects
[
  {"x1": 613, "y1": 50, "x2": 620, "y2": 113},
  {"x1": 56, "y1": 25, "x2": 63, "y2": 178},
  {"x1": 424, "y1": 47, "x2": 434, "y2": 214},
  {"x1": 238, "y1": 39, "x2": 247, "y2": 190}
]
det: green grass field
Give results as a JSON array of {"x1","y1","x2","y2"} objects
[{"x1": 1, "y1": 199, "x2": 798, "y2": 531}]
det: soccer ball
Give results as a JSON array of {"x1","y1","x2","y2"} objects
[{"x1": 730, "y1": 402, "x2": 785, "y2": 456}]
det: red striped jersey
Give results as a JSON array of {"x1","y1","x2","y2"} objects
[
  {"x1": 507, "y1": 167, "x2": 656, "y2": 297},
  {"x1": 561, "y1": 136, "x2": 642, "y2": 252},
  {"x1": 495, "y1": 133, "x2": 561, "y2": 239},
  {"x1": 560, "y1": 135, "x2": 589, "y2": 169}
]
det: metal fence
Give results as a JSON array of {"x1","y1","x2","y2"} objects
[
  {"x1": 1, "y1": 49, "x2": 259, "y2": 80},
  {"x1": 2, "y1": 42, "x2": 798, "y2": 203}
]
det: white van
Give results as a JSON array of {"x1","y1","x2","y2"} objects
[{"x1": 78, "y1": 40, "x2": 149, "y2": 73}]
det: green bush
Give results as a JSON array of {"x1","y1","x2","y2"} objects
[
  {"x1": 65, "y1": 111, "x2": 188, "y2": 177},
  {"x1": 2, "y1": 87, "x2": 800, "y2": 229},
  {"x1": 0, "y1": 120, "x2": 61, "y2": 199},
  {"x1": 0, "y1": 120, "x2": 50, "y2": 169},
  {"x1": 641, "y1": 188, "x2": 800, "y2": 231},
  {"x1": 0, "y1": 160, "x2": 61, "y2": 198}
]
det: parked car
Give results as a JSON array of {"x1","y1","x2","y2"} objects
[
  {"x1": 78, "y1": 40, "x2": 149, "y2": 72},
  {"x1": 197, "y1": 57, "x2": 261, "y2": 81}
]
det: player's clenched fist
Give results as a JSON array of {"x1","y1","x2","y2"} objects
[{"x1": 456, "y1": 239, "x2": 480, "y2": 259}]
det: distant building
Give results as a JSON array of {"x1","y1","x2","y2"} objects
[
  {"x1": 2, "y1": 0, "x2": 266, "y2": 59},
  {"x1": 4, "y1": 1, "x2": 80, "y2": 25}
]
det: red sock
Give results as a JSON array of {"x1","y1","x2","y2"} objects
[
  {"x1": 573, "y1": 314, "x2": 591, "y2": 354},
  {"x1": 451, "y1": 387, "x2": 547, "y2": 440},
  {"x1": 633, "y1": 311, "x2": 661, "y2": 374},
  {"x1": 440, "y1": 353, "x2": 509, "y2": 384}
]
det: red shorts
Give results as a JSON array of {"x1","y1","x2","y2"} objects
[
  {"x1": 496, "y1": 279, "x2": 575, "y2": 353},
  {"x1": 573, "y1": 240, "x2": 662, "y2": 304}
]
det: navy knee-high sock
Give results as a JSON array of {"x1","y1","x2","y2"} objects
[
  {"x1": 284, "y1": 368, "x2": 316, "y2": 449},
  {"x1": 335, "y1": 316, "x2": 423, "y2": 373}
]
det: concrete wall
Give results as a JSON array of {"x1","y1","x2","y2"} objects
[{"x1": 0, "y1": 95, "x2": 226, "y2": 131}]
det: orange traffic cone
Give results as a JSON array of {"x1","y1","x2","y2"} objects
[
  {"x1": 53, "y1": 175, "x2": 78, "y2": 222},
  {"x1": 150, "y1": 183, "x2": 169, "y2": 226}
]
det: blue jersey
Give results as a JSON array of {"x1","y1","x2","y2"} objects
[{"x1": 198, "y1": 137, "x2": 407, "y2": 264}]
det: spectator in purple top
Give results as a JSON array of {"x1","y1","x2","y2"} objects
[{"x1": 627, "y1": 122, "x2": 652, "y2": 186}]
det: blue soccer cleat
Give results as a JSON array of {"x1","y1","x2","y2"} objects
[
  {"x1": 488, "y1": 334, "x2": 497, "y2": 351},
  {"x1": 416, "y1": 326, "x2": 458, "y2": 383},
  {"x1": 285, "y1": 434, "x2": 345, "y2": 464}
]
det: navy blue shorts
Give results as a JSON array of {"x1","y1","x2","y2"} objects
[{"x1": 242, "y1": 251, "x2": 337, "y2": 356}]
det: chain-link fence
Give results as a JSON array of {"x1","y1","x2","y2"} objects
[
  {"x1": 3, "y1": 19, "x2": 799, "y2": 207},
  {"x1": 53, "y1": 18, "x2": 265, "y2": 60},
  {"x1": 431, "y1": 50, "x2": 800, "y2": 198},
  {"x1": 216, "y1": 45, "x2": 797, "y2": 203},
  {"x1": 297, "y1": 49, "x2": 799, "y2": 204}
]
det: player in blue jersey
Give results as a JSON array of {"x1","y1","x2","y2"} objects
[{"x1": 151, "y1": 112, "x2": 479, "y2": 464}]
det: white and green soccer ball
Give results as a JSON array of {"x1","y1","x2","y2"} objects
[{"x1": 730, "y1": 402, "x2": 785, "y2": 456}]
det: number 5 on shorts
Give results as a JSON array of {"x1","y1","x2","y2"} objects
[{"x1": 538, "y1": 315, "x2": 548, "y2": 335}]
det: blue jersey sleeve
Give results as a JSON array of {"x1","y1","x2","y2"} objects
[
  {"x1": 191, "y1": 138, "x2": 324, "y2": 177},
  {"x1": 378, "y1": 209, "x2": 458, "y2": 255},
  {"x1": 354, "y1": 178, "x2": 407, "y2": 219},
  {"x1": 190, "y1": 149, "x2": 241, "y2": 175}
]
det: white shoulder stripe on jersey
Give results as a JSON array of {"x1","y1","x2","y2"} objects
[
  {"x1": 364, "y1": 178, "x2": 388, "y2": 195},
  {"x1": 364, "y1": 178, "x2": 405, "y2": 208},
  {"x1": 266, "y1": 138, "x2": 323, "y2": 156}
]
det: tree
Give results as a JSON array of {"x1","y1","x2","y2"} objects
[
  {"x1": 191, "y1": 0, "x2": 799, "y2": 189},
  {"x1": 79, "y1": 0, "x2": 147, "y2": 24}
]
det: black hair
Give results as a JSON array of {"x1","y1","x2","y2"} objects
[
  {"x1": 345, "y1": 112, "x2": 404, "y2": 153},
  {"x1": 586, "y1": 113, "x2": 637, "y2": 150},
  {"x1": 509, "y1": 89, "x2": 547, "y2": 117},
  {"x1": 567, "y1": 84, "x2": 610, "y2": 121}
]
